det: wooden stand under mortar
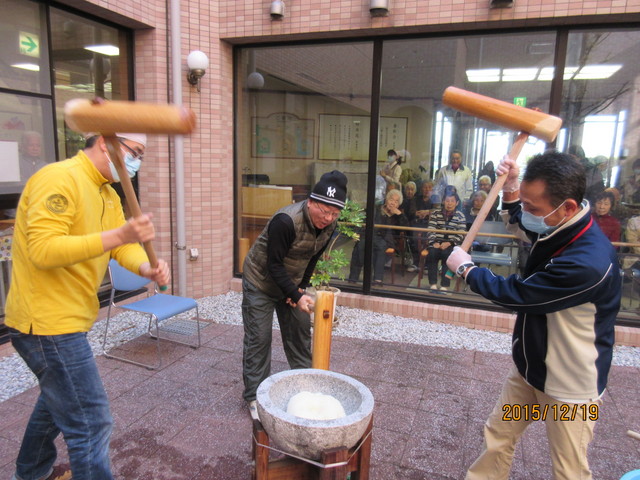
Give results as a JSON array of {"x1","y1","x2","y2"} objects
[
  {"x1": 252, "y1": 417, "x2": 372, "y2": 480},
  {"x1": 251, "y1": 290, "x2": 373, "y2": 479}
]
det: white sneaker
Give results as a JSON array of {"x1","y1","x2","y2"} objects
[
  {"x1": 429, "y1": 284, "x2": 438, "y2": 290},
  {"x1": 440, "y1": 286, "x2": 449, "y2": 291},
  {"x1": 248, "y1": 400, "x2": 259, "y2": 421},
  {"x1": 406, "y1": 265, "x2": 418, "y2": 273}
]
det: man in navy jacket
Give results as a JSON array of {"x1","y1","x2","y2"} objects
[{"x1": 447, "y1": 151, "x2": 620, "y2": 480}]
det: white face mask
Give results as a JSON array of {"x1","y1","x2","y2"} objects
[
  {"x1": 105, "y1": 151, "x2": 142, "y2": 182},
  {"x1": 521, "y1": 201, "x2": 566, "y2": 235}
]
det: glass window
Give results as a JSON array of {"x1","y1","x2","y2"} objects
[
  {"x1": 235, "y1": 44, "x2": 373, "y2": 285},
  {"x1": 376, "y1": 33, "x2": 555, "y2": 299},
  {"x1": 235, "y1": 28, "x2": 640, "y2": 321},
  {"x1": 50, "y1": 7, "x2": 131, "y2": 159},
  {"x1": 558, "y1": 31, "x2": 640, "y2": 317},
  {"x1": 0, "y1": 0, "x2": 51, "y2": 95},
  {"x1": 560, "y1": 30, "x2": 640, "y2": 203},
  {"x1": 0, "y1": 93, "x2": 54, "y2": 200}
]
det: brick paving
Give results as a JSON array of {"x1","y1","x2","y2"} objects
[{"x1": 0, "y1": 321, "x2": 639, "y2": 479}]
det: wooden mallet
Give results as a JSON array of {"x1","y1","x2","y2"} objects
[
  {"x1": 441, "y1": 86, "x2": 563, "y2": 278},
  {"x1": 64, "y1": 98, "x2": 196, "y2": 290}
]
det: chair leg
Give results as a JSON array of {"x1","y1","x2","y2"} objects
[
  {"x1": 400, "y1": 237, "x2": 405, "y2": 278},
  {"x1": 417, "y1": 249, "x2": 428, "y2": 288},
  {"x1": 103, "y1": 313, "x2": 162, "y2": 370},
  {"x1": 104, "y1": 306, "x2": 201, "y2": 371}
]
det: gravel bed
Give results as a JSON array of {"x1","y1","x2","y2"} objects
[{"x1": 2, "y1": 291, "x2": 639, "y2": 402}]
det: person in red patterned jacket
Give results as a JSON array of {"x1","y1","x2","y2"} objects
[{"x1": 592, "y1": 190, "x2": 621, "y2": 246}]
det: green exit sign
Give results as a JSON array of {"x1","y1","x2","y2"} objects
[
  {"x1": 19, "y1": 32, "x2": 40, "y2": 57},
  {"x1": 513, "y1": 97, "x2": 527, "y2": 107}
]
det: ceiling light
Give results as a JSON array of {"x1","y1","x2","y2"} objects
[
  {"x1": 11, "y1": 63, "x2": 40, "y2": 72},
  {"x1": 537, "y1": 67, "x2": 554, "y2": 81},
  {"x1": 563, "y1": 67, "x2": 579, "y2": 79},
  {"x1": 574, "y1": 64, "x2": 622, "y2": 80},
  {"x1": 84, "y1": 44, "x2": 120, "y2": 56},
  {"x1": 466, "y1": 68, "x2": 500, "y2": 82},
  {"x1": 533, "y1": 66, "x2": 579, "y2": 81},
  {"x1": 502, "y1": 68, "x2": 538, "y2": 82}
]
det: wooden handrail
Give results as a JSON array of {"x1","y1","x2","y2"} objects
[
  {"x1": 370, "y1": 223, "x2": 517, "y2": 239},
  {"x1": 341, "y1": 221, "x2": 640, "y2": 246}
]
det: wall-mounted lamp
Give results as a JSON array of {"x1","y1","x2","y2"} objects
[
  {"x1": 186, "y1": 50, "x2": 209, "y2": 93},
  {"x1": 490, "y1": 0, "x2": 514, "y2": 8},
  {"x1": 370, "y1": 0, "x2": 390, "y2": 17},
  {"x1": 270, "y1": 0, "x2": 285, "y2": 20}
]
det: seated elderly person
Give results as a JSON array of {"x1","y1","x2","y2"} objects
[
  {"x1": 412, "y1": 180, "x2": 436, "y2": 254},
  {"x1": 478, "y1": 174, "x2": 499, "y2": 217},
  {"x1": 349, "y1": 189, "x2": 408, "y2": 285},
  {"x1": 463, "y1": 190, "x2": 496, "y2": 230},
  {"x1": 463, "y1": 190, "x2": 496, "y2": 252},
  {"x1": 425, "y1": 191, "x2": 466, "y2": 291},
  {"x1": 593, "y1": 190, "x2": 621, "y2": 246},
  {"x1": 401, "y1": 181, "x2": 418, "y2": 223}
]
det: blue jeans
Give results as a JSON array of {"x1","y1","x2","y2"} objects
[{"x1": 9, "y1": 328, "x2": 114, "y2": 480}]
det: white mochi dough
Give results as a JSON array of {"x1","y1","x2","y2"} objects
[{"x1": 286, "y1": 391, "x2": 346, "y2": 420}]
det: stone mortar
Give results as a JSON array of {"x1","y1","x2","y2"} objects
[{"x1": 256, "y1": 368, "x2": 374, "y2": 460}]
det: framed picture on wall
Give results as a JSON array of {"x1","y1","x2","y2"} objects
[
  {"x1": 252, "y1": 112, "x2": 314, "y2": 159},
  {"x1": 318, "y1": 114, "x2": 407, "y2": 160}
]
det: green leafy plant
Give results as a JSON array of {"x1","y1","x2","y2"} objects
[{"x1": 310, "y1": 199, "x2": 365, "y2": 289}]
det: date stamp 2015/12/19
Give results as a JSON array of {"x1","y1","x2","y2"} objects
[{"x1": 502, "y1": 403, "x2": 599, "y2": 422}]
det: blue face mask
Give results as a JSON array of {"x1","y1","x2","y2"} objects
[
  {"x1": 123, "y1": 152, "x2": 142, "y2": 178},
  {"x1": 106, "y1": 151, "x2": 142, "y2": 183},
  {"x1": 521, "y1": 201, "x2": 566, "y2": 235}
]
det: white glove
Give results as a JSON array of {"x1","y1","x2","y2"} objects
[
  {"x1": 446, "y1": 246, "x2": 473, "y2": 275},
  {"x1": 496, "y1": 155, "x2": 520, "y2": 193}
]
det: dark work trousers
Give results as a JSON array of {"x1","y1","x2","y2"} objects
[
  {"x1": 348, "y1": 236, "x2": 387, "y2": 282},
  {"x1": 426, "y1": 245, "x2": 455, "y2": 287},
  {"x1": 242, "y1": 277, "x2": 312, "y2": 402}
]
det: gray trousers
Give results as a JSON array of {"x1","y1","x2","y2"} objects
[{"x1": 242, "y1": 278, "x2": 312, "y2": 402}]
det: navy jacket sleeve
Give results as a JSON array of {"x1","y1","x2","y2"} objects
[{"x1": 465, "y1": 246, "x2": 617, "y2": 315}]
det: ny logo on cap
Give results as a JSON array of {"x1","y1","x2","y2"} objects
[{"x1": 327, "y1": 186, "x2": 336, "y2": 197}]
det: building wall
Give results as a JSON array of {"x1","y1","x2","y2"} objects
[
  {"x1": 219, "y1": 0, "x2": 640, "y2": 40},
  {"x1": 60, "y1": 0, "x2": 640, "y2": 300}
]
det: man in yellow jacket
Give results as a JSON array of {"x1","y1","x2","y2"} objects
[{"x1": 5, "y1": 133, "x2": 170, "y2": 480}]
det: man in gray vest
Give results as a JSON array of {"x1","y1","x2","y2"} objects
[{"x1": 242, "y1": 170, "x2": 348, "y2": 420}]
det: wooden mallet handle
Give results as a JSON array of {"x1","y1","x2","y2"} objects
[
  {"x1": 444, "y1": 133, "x2": 529, "y2": 279},
  {"x1": 441, "y1": 86, "x2": 563, "y2": 279},
  {"x1": 627, "y1": 430, "x2": 640, "y2": 441},
  {"x1": 462, "y1": 133, "x2": 528, "y2": 252},
  {"x1": 104, "y1": 136, "x2": 167, "y2": 291}
]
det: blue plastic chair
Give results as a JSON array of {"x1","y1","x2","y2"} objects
[
  {"x1": 102, "y1": 259, "x2": 201, "y2": 369},
  {"x1": 621, "y1": 470, "x2": 640, "y2": 480}
]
